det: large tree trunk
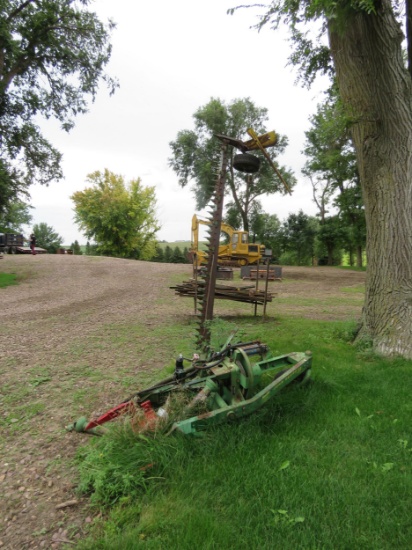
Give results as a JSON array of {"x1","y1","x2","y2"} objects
[
  {"x1": 356, "y1": 246, "x2": 363, "y2": 269},
  {"x1": 327, "y1": 244, "x2": 334, "y2": 266},
  {"x1": 329, "y1": 0, "x2": 412, "y2": 357}
]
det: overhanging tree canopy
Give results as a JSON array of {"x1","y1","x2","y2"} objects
[
  {"x1": 0, "y1": 0, "x2": 117, "y2": 214},
  {"x1": 233, "y1": 0, "x2": 412, "y2": 358},
  {"x1": 0, "y1": 199, "x2": 32, "y2": 232}
]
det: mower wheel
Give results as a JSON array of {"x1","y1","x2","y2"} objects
[
  {"x1": 294, "y1": 368, "x2": 312, "y2": 385},
  {"x1": 234, "y1": 348, "x2": 255, "y2": 399},
  {"x1": 233, "y1": 153, "x2": 261, "y2": 174},
  {"x1": 73, "y1": 416, "x2": 89, "y2": 433}
]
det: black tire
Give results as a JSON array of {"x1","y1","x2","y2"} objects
[{"x1": 233, "y1": 153, "x2": 261, "y2": 174}]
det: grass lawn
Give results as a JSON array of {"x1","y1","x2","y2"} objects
[
  {"x1": 0, "y1": 272, "x2": 17, "y2": 287},
  {"x1": 75, "y1": 314, "x2": 412, "y2": 549}
]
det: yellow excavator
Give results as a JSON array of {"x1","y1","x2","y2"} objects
[{"x1": 190, "y1": 214, "x2": 265, "y2": 267}]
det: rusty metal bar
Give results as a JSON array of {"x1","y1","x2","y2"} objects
[
  {"x1": 254, "y1": 255, "x2": 260, "y2": 317},
  {"x1": 263, "y1": 259, "x2": 271, "y2": 317},
  {"x1": 198, "y1": 143, "x2": 229, "y2": 345}
]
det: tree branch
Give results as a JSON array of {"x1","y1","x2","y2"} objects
[{"x1": 7, "y1": 0, "x2": 37, "y2": 21}]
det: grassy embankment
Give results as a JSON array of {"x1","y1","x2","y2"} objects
[{"x1": 74, "y1": 278, "x2": 412, "y2": 550}]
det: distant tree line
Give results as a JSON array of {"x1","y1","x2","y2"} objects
[
  {"x1": 250, "y1": 209, "x2": 365, "y2": 268},
  {"x1": 151, "y1": 245, "x2": 191, "y2": 264},
  {"x1": 76, "y1": 207, "x2": 364, "y2": 267},
  {"x1": 0, "y1": 209, "x2": 362, "y2": 267},
  {"x1": 77, "y1": 242, "x2": 191, "y2": 263},
  {"x1": 144, "y1": 206, "x2": 364, "y2": 267},
  {"x1": 70, "y1": 240, "x2": 83, "y2": 255}
]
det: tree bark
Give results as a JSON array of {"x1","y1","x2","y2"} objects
[
  {"x1": 406, "y1": 0, "x2": 412, "y2": 78},
  {"x1": 329, "y1": 0, "x2": 412, "y2": 357},
  {"x1": 356, "y1": 246, "x2": 363, "y2": 269},
  {"x1": 327, "y1": 245, "x2": 334, "y2": 266}
]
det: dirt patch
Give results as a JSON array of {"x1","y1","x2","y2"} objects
[{"x1": 0, "y1": 256, "x2": 365, "y2": 548}]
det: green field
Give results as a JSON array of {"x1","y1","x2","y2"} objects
[{"x1": 76, "y1": 316, "x2": 412, "y2": 549}]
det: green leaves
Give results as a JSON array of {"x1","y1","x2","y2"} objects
[
  {"x1": 278, "y1": 459, "x2": 291, "y2": 471},
  {"x1": 351, "y1": 0, "x2": 376, "y2": 15},
  {"x1": 71, "y1": 169, "x2": 160, "y2": 260},
  {"x1": 0, "y1": 0, "x2": 117, "y2": 214},
  {"x1": 271, "y1": 508, "x2": 305, "y2": 526},
  {"x1": 168, "y1": 97, "x2": 295, "y2": 230},
  {"x1": 33, "y1": 222, "x2": 63, "y2": 253}
]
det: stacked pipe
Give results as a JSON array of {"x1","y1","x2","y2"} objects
[{"x1": 171, "y1": 280, "x2": 273, "y2": 305}]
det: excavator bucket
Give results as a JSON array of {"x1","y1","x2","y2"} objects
[{"x1": 243, "y1": 130, "x2": 277, "y2": 151}]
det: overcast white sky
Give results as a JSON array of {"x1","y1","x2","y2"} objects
[{"x1": 25, "y1": 0, "x2": 328, "y2": 244}]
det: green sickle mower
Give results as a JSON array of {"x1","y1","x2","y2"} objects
[
  {"x1": 67, "y1": 334, "x2": 312, "y2": 436},
  {"x1": 67, "y1": 129, "x2": 313, "y2": 437}
]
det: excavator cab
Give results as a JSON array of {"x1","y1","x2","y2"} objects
[{"x1": 231, "y1": 232, "x2": 248, "y2": 253}]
